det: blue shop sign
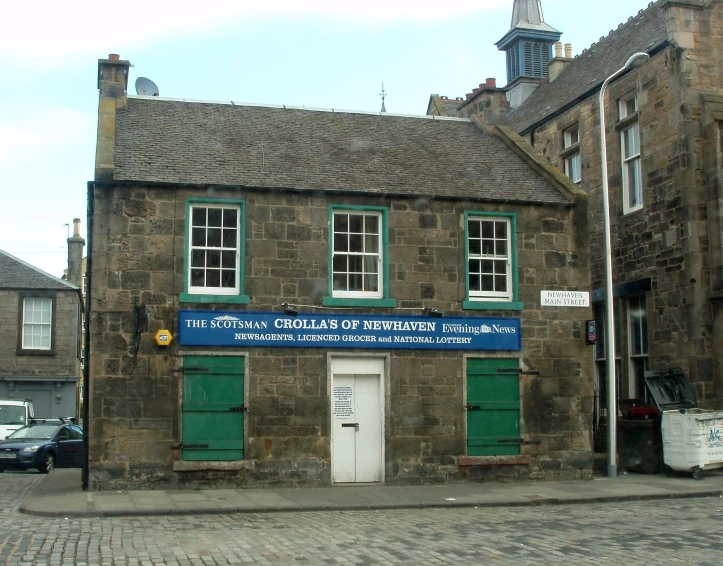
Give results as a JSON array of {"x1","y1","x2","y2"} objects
[{"x1": 179, "y1": 310, "x2": 521, "y2": 351}]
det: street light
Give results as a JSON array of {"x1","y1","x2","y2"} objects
[{"x1": 599, "y1": 52, "x2": 649, "y2": 478}]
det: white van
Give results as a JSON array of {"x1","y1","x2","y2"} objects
[{"x1": 0, "y1": 400, "x2": 35, "y2": 439}]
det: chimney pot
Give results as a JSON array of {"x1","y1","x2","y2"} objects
[
  {"x1": 109, "y1": 54, "x2": 120, "y2": 61},
  {"x1": 486, "y1": 78, "x2": 496, "y2": 88},
  {"x1": 554, "y1": 42, "x2": 563, "y2": 58},
  {"x1": 73, "y1": 218, "x2": 81, "y2": 238},
  {"x1": 564, "y1": 43, "x2": 572, "y2": 58},
  {"x1": 466, "y1": 93, "x2": 472, "y2": 100}
]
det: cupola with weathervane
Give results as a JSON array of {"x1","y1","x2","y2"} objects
[{"x1": 496, "y1": 0, "x2": 561, "y2": 109}]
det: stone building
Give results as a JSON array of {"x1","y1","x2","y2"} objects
[
  {"x1": 86, "y1": 53, "x2": 593, "y2": 490},
  {"x1": 430, "y1": 0, "x2": 723, "y2": 448},
  {"x1": 0, "y1": 247, "x2": 83, "y2": 419},
  {"x1": 63, "y1": 225, "x2": 88, "y2": 412}
]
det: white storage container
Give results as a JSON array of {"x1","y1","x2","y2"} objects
[{"x1": 661, "y1": 409, "x2": 723, "y2": 479}]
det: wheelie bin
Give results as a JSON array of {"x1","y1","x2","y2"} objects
[{"x1": 645, "y1": 368, "x2": 723, "y2": 479}]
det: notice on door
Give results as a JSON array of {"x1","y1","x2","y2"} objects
[{"x1": 333, "y1": 386, "x2": 354, "y2": 418}]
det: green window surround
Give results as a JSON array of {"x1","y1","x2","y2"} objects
[
  {"x1": 180, "y1": 198, "x2": 249, "y2": 304},
  {"x1": 323, "y1": 204, "x2": 396, "y2": 308},
  {"x1": 463, "y1": 211, "x2": 523, "y2": 311}
]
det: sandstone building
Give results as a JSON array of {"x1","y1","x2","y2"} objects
[
  {"x1": 0, "y1": 246, "x2": 83, "y2": 419},
  {"x1": 429, "y1": 0, "x2": 723, "y2": 451},
  {"x1": 86, "y1": 53, "x2": 593, "y2": 489}
]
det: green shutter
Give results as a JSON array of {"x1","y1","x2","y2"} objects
[
  {"x1": 182, "y1": 356, "x2": 244, "y2": 461},
  {"x1": 466, "y1": 358, "x2": 521, "y2": 456}
]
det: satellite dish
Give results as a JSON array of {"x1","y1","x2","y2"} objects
[{"x1": 135, "y1": 77, "x2": 159, "y2": 97}]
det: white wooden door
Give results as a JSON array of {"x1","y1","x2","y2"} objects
[{"x1": 331, "y1": 358, "x2": 383, "y2": 483}]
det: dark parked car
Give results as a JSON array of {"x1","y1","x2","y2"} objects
[{"x1": 0, "y1": 419, "x2": 83, "y2": 473}]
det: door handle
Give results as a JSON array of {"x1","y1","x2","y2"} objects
[{"x1": 341, "y1": 423, "x2": 359, "y2": 430}]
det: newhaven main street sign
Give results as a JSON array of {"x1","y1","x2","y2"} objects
[
  {"x1": 179, "y1": 311, "x2": 521, "y2": 351},
  {"x1": 540, "y1": 290, "x2": 590, "y2": 307}
]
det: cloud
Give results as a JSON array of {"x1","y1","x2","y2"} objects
[
  {"x1": 0, "y1": 106, "x2": 95, "y2": 163},
  {"x1": 1, "y1": 0, "x2": 508, "y2": 69}
]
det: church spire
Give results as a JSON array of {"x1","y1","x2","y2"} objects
[{"x1": 511, "y1": 0, "x2": 545, "y2": 28}]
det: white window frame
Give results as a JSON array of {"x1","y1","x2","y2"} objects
[
  {"x1": 467, "y1": 216, "x2": 513, "y2": 302},
  {"x1": 331, "y1": 209, "x2": 383, "y2": 299},
  {"x1": 619, "y1": 95, "x2": 643, "y2": 214},
  {"x1": 619, "y1": 94, "x2": 637, "y2": 120},
  {"x1": 563, "y1": 126, "x2": 581, "y2": 184},
  {"x1": 564, "y1": 126, "x2": 579, "y2": 147},
  {"x1": 565, "y1": 153, "x2": 581, "y2": 184},
  {"x1": 22, "y1": 297, "x2": 52, "y2": 350},
  {"x1": 187, "y1": 203, "x2": 241, "y2": 296},
  {"x1": 627, "y1": 295, "x2": 649, "y2": 400}
]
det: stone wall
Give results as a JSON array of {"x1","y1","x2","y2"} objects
[
  {"x1": 88, "y1": 184, "x2": 593, "y2": 489},
  {"x1": 515, "y1": 10, "x2": 723, "y2": 403}
]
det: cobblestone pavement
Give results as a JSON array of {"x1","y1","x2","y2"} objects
[{"x1": 2, "y1": 472, "x2": 723, "y2": 565}]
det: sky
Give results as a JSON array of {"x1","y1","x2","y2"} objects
[{"x1": 1, "y1": 0, "x2": 656, "y2": 279}]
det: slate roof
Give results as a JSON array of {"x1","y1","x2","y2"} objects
[
  {"x1": 441, "y1": 99, "x2": 462, "y2": 117},
  {"x1": 0, "y1": 250, "x2": 77, "y2": 291},
  {"x1": 113, "y1": 98, "x2": 571, "y2": 205},
  {"x1": 507, "y1": 1, "x2": 668, "y2": 134},
  {"x1": 425, "y1": 95, "x2": 462, "y2": 118}
]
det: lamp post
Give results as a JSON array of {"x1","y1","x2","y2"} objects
[{"x1": 599, "y1": 52, "x2": 649, "y2": 478}]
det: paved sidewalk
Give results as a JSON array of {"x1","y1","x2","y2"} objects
[{"x1": 17, "y1": 468, "x2": 723, "y2": 518}]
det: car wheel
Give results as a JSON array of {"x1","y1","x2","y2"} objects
[
  {"x1": 692, "y1": 467, "x2": 703, "y2": 480},
  {"x1": 38, "y1": 453, "x2": 55, "y2": 474}
]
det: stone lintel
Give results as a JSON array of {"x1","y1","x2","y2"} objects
[
  {"x1": 173, "y1": 460, "x2": 256, "y2": 472},
  {"x1": 459, "y1": 455, "x2": 531, "y2": 467}
]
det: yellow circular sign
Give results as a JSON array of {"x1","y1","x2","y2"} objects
[{"x1": 154, "y1": 329, "x2": 173, "y2": 347}]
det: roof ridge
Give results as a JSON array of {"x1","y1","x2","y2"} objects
[
  {"x1": 0, "y1": 249, "x2": 78, "y2": 290},
  {"x1": 126, "y1": 96, "x2": 472, "y2": 123},
  {"x1": 579, "y1": 1, "x2": 658, "y2": 55}
]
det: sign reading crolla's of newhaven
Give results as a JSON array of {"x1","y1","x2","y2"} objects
[{"x1": 178, "y1": 310, "x2": 521, "y2": 351}]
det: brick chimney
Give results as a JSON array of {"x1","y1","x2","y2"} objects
[
  {"x1": 457, "y1": 78, "x2": 509, "y2": 122},
  {"x1": 96, "y1": 54, "x2": 130, "y2": 181},
  {"x1": 67, "y1": 218, "x2": 85, "y2": 290},
  {"x1": 548, "y1": 42, "x2": 573, "y2": 82}
]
